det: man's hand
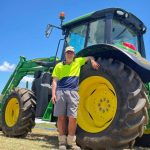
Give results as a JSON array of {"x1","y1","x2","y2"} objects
[
  {"x1": 91, "y1": 59, "x2": 100, "y2": 70},
  {"x1": 52, "y1": 95, "x2": 57, "y2": 104},
  {"x1": 86, "y1": 56, "x2": 100, "y2": 70}
]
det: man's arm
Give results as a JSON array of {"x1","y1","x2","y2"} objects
[
  {"x1": 85, "y1": 56, "x2": 100, "y2": 70},
  {"x1": 51, "y1": 77, "x2": 58, "y2": 104}
]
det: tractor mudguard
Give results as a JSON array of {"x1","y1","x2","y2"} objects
[{"x1": 76, "y1": 44, "x2": 150, "y2": 83}]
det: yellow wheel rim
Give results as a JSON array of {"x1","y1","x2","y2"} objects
[
  {"x1": 5, "y1": 97, "x2": 20, "y2": 127},
  {"x1": 77, "y1": 76, "x2": 117, "y2": 133}
]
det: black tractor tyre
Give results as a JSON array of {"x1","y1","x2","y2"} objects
[
  {"x1": 1, "y1": 88, "x2": 36, "y2": 137},
  {"x1": 76, "y1": 58, "x2": 149, "y2": 150},
  {"x1": 135, "y1": 134, "x2": 150, "y2": 147}
]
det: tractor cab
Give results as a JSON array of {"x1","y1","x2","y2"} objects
[{"x1": 62, "y1": 8, "x2": 147, "y2": 58}]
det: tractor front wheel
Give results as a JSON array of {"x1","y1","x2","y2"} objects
[
  {"x1": 77, "y1": 58, "x2": 148, "y2": 149},
  {"x1": 1, "y1": 88, "x2": 36, "y2": 137}
]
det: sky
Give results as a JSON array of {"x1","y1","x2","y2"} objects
[{"x1": 0, "y1": 0, "x2": 150, "y2": 93}]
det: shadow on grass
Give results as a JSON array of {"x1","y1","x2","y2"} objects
[{"x1": 27, "y1": 133, "x2": 58, "y2": 149}]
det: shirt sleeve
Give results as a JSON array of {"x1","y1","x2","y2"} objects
[
  {"x1": 76, "y1": 57, "x2": 86, "y2": 66},
  {"x1": 52, "y1": 64, "x2": 59, "y2": 79}
]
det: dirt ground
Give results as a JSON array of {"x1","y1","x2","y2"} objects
[{"x1": 0, "y1": 123, "x2": 150, "y2": 150}]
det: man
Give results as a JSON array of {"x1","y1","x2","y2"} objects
[{"x1": 52, "y1": 46, "x2": 99, "y2": 150}]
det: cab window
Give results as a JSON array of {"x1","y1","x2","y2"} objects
[
  {"x1": 112, "y1": 20, "x2": 138, "y2": 51},
  {"x1": 87, "y1": 19, "x2": 105, "y2": 46},
  {"x1": 66, "y1": 25, "x2": 87, "y2": 53}
]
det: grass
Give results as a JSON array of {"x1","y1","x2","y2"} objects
[
  {"x1": 0, "y1": 123, "x2": 150, "y2": 150},
  {"x1": 0, "y1": 123, "x2": 59, "y2": 150}
]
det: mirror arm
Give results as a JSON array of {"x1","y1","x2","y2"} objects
[
  {"x1": 45, "y1": 24, "x2": 62, "y2": 38},
  {"x1": 52, "y1": 25, "x2": 62, "y2": 30}
]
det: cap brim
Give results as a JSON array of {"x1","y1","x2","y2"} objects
[{"x1": 65, "y1": 50, "x2": 74, "y2": 53}]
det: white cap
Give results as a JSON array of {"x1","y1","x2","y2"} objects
[{"x1": 65, "y1": 46, "x2": 75, "y2": 53}]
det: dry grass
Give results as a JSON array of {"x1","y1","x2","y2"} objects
[
  {"x1": 0, "y1": 123, "x2": 59, "y2": 150},
  {"x1": 0, "y1": 123, "x2": 150, "y2": 150}
]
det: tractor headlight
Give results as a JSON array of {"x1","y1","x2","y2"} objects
[
  {"x1": 116, "y1": 10, "x2": 124, "y2": 16},
  {"x1": 142, "y1": 26, "x2": 146, "y2": 32},
  {"x1": 116, "y1": 10, "x2": 129, "y2": 18},
  {"x1": 125, "y1": 13, "x2": 129, "y2": 18}
]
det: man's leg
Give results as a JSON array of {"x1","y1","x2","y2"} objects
[
  {"x1": 68, "y1": 117, "x2": 77, "y2": 135},
  {"x1": 67, "y1": 117, "x2": 80, "y2": 150},
  {"x1": 57, "y1": 116, "x2": 67, "y2": 150},
  {"x1": 54, "y1": 90, "x2": 67, "y2": 150},
  {"x1": 57, "y1": 116, "x2": 67, "y2": 135},
  {"x1": 66, "y1": 90, "x2": 81, "y2": 150}
]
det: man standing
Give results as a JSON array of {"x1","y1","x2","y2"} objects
[{"x1": 52, "y1": 46, "x2": 99, "y2": 150}]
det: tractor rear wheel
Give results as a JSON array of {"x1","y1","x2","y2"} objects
[
  {"x1": 77, "y1": 58, "x2": 149, "y2": 150},
  {"x1": 1, "y1": 88, "x2": 36, "y2": 137}
]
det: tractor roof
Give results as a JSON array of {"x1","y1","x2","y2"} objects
[{"x1": 62, "y1": 8, "x2": 146, "y2": 34}]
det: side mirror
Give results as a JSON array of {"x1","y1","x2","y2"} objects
[
  {"x1": 45, "y1": 24, "x2": 53, "y2": 38},
  {"x1": 45, "y1": 12, "x2": 65, "y2": 38}
]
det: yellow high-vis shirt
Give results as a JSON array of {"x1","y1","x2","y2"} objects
[{"x1": 52, "y1": 57, "x2": 86, "y2": 90}]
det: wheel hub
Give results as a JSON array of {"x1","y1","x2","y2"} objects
[
  {"x1": 5, "y1": 98, "x2": 20, "y2": 127},
  {"x1": 77, "y1": 76, "x2": 117, "y2": 133}
]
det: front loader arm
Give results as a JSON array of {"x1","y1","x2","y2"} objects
[{"x1": 1, "y1": 56, "x2": 56, "y2": 102}]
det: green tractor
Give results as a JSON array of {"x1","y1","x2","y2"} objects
[{"x1": 0, "y1": 8, "x2": 150, "y2": 149}]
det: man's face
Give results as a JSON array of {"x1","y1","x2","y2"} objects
[{"x1": 65, "y1": 51, "x2": 75, "y2": 62}]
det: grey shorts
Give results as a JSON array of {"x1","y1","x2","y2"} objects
[{"x1": 54, "y1": 90, "x2": 79, "y2": 118}]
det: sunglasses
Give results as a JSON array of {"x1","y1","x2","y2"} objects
[{"x1": 66, "y1": 51, "x2": 74, "y2": 54}]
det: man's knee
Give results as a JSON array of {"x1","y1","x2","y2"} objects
[
  {"x1": 68, "y1": 117, "x2": 76, "y2": 123},
  {"x1": 58, "y1": 116, "x2": 67, "y2": 124}
]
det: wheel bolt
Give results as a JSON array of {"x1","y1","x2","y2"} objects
[{"x1": 99, "y1": 108, "x2": 102, "y2": 111}]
